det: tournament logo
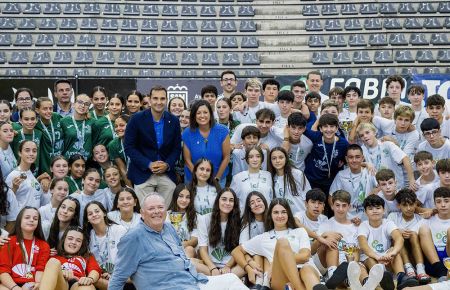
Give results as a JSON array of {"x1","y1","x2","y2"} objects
[
  {"x1": 167, "y1": 84, "x2": 188, "y2": 104},
  {"x1": 371, "y1": 240, "x2": 384, "y2": 253}
]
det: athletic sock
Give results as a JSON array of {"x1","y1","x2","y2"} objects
[
  {"x1": 416, "y1": 263, "x2": 426, "y2": 275},
  {"x1": 262, "y1": 272, "x2": 270, "y2": 287},
  {"x1": 327, "y1": 266, "x2": 337, "y2": 278},
  {"x1": 404, "y1": 263, "x2": 415, "y2": 276},
  {"x1": 431, "y1": 261, "x2": 447, "y2": 278}
]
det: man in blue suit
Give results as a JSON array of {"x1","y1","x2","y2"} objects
[{"x1": 124, "y1": 85, "x2": 181, "y2": 206}]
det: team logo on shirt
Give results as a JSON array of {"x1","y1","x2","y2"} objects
[
  {"x1": 371, "y1": 240, "x2": 384, "y2": 253},
  {"x1": 435, "y1": 231, "x2": 447, "y2": 244}
]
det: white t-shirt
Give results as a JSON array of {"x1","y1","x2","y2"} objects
[
  {"x1": 372, "y1": 116, "x2": 395, "y2": 138},
  {"x1": 318, "y1": 217, "x2": 359, "y2": 263},
  {"x1": 73, "y1": 190, "x2": 113, "y2": 224},
  {"x1": 230, "y1": 170, "x2": 273, "y2": 213},
  {"x1": 233, "y1": 102, "x2": 280, "y2": 124},
  {"x1": 387, "y1": 212, "x2": 423, "y2": 233},
  {"x1": 285, "y1": 136, "x2": 313, "y2": 171},
  {"x1": 6, "y1": 169, "x2": 42, "y2": 210},
  {"x1": 358, "y1": 219, "x2": 398, "y2": 259},
  {"x1": 376, "y1": 193, "x2": 399, "y2": 217},
  {"x1": 362, "y1": 141, "x2": 407, "y2": 188},
  {"x1": 107, "y1": 211, "x2": 141, "y2": 232},
  {"x1": 390, "y1": 130, "x2": 420, "y2": 160},
  {"x1": 0, "y1": 188, "x2": 19, "y2": 235},
  {"x1": 198, "y1": 213, "x2": 233, "y2": 267},
  {"x1": 273, "y1": 169, "x2": 311, "y2": 214},
  {"x1": 239, "y1": 220, "x2": 265, "y2": 244},
  {"x1": 412, "y1": 108, "x2": 428, "y2": 141},
  {"x1": 416, "y1": 139, "x2": 450, "y2": 161},
  {"x1": 38, "y1": 203, "x2": 57, "y2": 225},
  {"x1": 0, "y1": 146, "x2": 17, "y2": 177},
  {"x1": 329, "y1": 168, "x2": 377, "y2": 219},
  {"x1": 274, "y1": 115, "x2": 288, "y2": 129},
  {"x1": 231, "y1": 148, "x2": 268, "y2": 175},
  {"x1": 440, "y1": 118, "x2": 450, "y2": 139},
  {"x1": 420, "y1": 215, "x2": 450, "y2": 252},
  {"x1": 194, "y1": 185, "x2": 218, "y2": 215},
  {"x1": 164, "y1": 210, "x2": 199, "y2": 242},
  {"x1": 89, "y1": 224, "x2": 127, "y2": 270},
  {"x1": 415, "y1": 174, "x2": 440, "y2": 208},
  {"x1": 294, "y1": 211, "x2": 328, "y2": 233},
  {"x1": 230, "y1": 124, "x2": 282, "y2": 150}
]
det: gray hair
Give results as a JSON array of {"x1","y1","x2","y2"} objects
[{"x1": 142, "y1": 192, "x2": 166, "y2": 207}]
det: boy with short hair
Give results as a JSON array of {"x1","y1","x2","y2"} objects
[
  {"x1": 378, "y1": 97, "x2": 396, "y2": 120},
  {"x1": 231, "y1": 126, "x2": 268, "y2": 175},
  {"x1": 339, "y1": 86, "x2": 361, "y2": 138},
  {"x1": 418, "y1": 187, "x2": 450, "y2": 282},
  {"x1": 417, "y1": 118, "x2": 450, "y2": 160},
  {"x1": 294, "y1": 188, "x2": 328, "y2": 233},
  {"x1": 328, "y1": 86, "x2": 345, "y2": 113},
  {"x1": 426, "y1": 94, "x2": 450, "y2": 138},
  {"x1": 375, "y1": 169, "x2": 400, "y2": 215},
  {"x1": 274, "y1": 91, "x2": 294, "y2": 128},
  {"x1": 436, "y1": 159, "x2": 450, "y2": 189},
  {"x1": 407, "y1": 85, "x2": 428, "y2": 138},
  {"x1": 414, "y1": 151, "x2": 440, "y2": 209},
  {"x1": 387, "y1": 106, "x2": 420, "y2": 161},
  {"x1": 305, "y1": 92, "x2": 321, "y2": 129},
  {"x1": 201, "y1": 85, "x2": 218, "y2": 111},
  {"x1": 358, "y1": 195, "x2": 419, "y2": 290},
  {"x1": 290, "y1": 80, "x2": 310, "y2": 118},
  {"x1": 262, "y1": 78, "x2": 280, "y2": 104},
  {"x1": 281, "y1": 112, "x2": 313, "y2": 171},
  {"x1": 387, "y1": 189, "x2": 430, "y2": 283}
]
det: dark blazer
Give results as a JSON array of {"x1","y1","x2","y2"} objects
[{"x1": 124, "y1": 110, "x2": 181, "y2": 185}]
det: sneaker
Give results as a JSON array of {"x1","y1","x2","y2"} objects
[
  {"x1": 416, "y1": 273, "x2": 431, "y2": 285},
  {"x1": 380, "y1": 271, "x2": 395, "y2": 290},
  {"x1": 406, "y1": 269, "x2": 416, "y2": 278},
  {"x1": 397, "y1": 275, "x2": 419, "y2": 290},
  {"x1": 325, "y1": 262, "x2": 349, "y2": 289},
  {"x1": 284, "y1": 283, "x2": 293, "y2": 290},
  {"x1": 312, "y1": 285, "x2": 329, "y2": 290}
]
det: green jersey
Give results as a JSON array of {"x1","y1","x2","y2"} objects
[
  {"x1": 35, "y1": 113, "x2": 64, "y2": 174},
  {"x1": 92, "y1": 115, "x2": 117, "y2": 146},
  {"x1": 66, "y1": 176, "x2": 82, "y2": 194},
  {"x1": 89, "y1": 109, "x2": 108, "y2": 121},
  {"x1": 11, "y1": 126, "x2": 43, "y2": 175},
  {"x1": 107, "y1": 137, "x2": 127, "y2": 164},
  {"x1": 12, "y1": 122, "x2": 22, "y2": 131},
  {"x1": 61, "y1": 116, "x2": 93, "y2": 160}
]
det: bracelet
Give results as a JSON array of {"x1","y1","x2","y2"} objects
[
  {"x1": 10, "y1": 285, "x2": 19, "y2": 290},
  {"x1": 210, "y1": 267, "x2": 218, "y2": 273}
]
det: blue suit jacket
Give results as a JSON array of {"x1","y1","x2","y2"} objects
[{"x1": 124, "y1": 110, "x2": 181, "y2": 185}]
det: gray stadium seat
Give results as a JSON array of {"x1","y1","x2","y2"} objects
[
  {"x1": 424, "y1": 18, "x2": 442, "y2": 29},
  {"x1": 395, "y1": 50, "x2": 414, "y2": 63},
  {"x1": 118, "y1": 52, "x2": 136, "y2": 64},
  {"x1": 139, "y1": 52, "x2": 157, "y2": 65},
  {"x1": 50, "y1": 69, "x2": 67, "y2": 76},
  {"x1": 182, "y1": 70, "x2": 197, "y2": 77},
  {"x1": 243, "y1": 52, "x2": 260, "y2": 65},
  {"x1": 141, "y1": 19, "x2": 158, "y2": 31},
  {"x1": 328, "y1": 35, "x2": 346, "y2": 47},
  {"x1": 80, "y1": 18, "x2": 98, "y2": 30},
  {"x1": 43, "y1": 3, "x2": 61, "y2": 14},
  {"x1": 161, "y1": 36, "x2": 178, "y2": 48},
  {"x1": 401, "y1": 68, "x2": 419, "y2": 75},
  {"x1": 337, "y1": 68, "x2": 353, "y2": 75},
  {"x1": 360, "y1": 4, "x2": 377, "y2": 14},
  {"x1": 10, "y1": 51, "x2": 29, "y2": 64},
  {"x1": 120, "y1": 35, "x2": 137, "y2": 47},
  {"x1": 312, "y1": 52, "x2": 330, "y2": 64},
  {"x1": 418, "y1": 3, "x2": 436, "y2": 13},
  {"x1": 444, "y1": 17, "x2": 450, "y2": 28},
  {"x1": 143, "y1": 5, "x2": 159, "y2": 16},
  {"x1": 410, "y1": 33, "x2": 428, "y2": 45},
  {"x1": 364, "y1": 18, "x2": 382, "y2": 30},
  {"x1": 431, "y1": 33, "x2": 449, "y2": 45},
  {"x1": 202, "y1": 36, "x2": 218, "y2": 48},
  {"x1": 222, "y1": 36, "x2": 238, "y2": 48},
  {"x1": 358, "y1": 68, "x2": 375, "y2": 75},
  {"x1": 64, "y1": 4, "x2": 81, "y2": 14},
  {"x1": 39, "y1": 19, "x2": 57, "y2": 30},
  {"x1": 78, "y1": 34, "x2": 96, "y2": 46},
  {"x1": 96, "y1": 51, "x2": 115, "y2": 64},
  {"x1": 398, "y1": 3, "x2": 416, "y2": 14},
  {"x1": 374, "y1": 50, "x2": 393, "y2": 63},
  {"x1": 160, "y1": 70, "x2": 176, "y2": 77},
  {"x1": 369, "y1": 34, "x2": 387, "y2": 46},
  {"x1": 325, "y1": 19, "x2": 342, "y2": 31},
  {"x1": 28, "y1": 69, "x2": 45, "y2": 76},
  {"x1": 202, "y1": 53, "x2": 220, "y2": 65},
  {"x1": 122, "y1": 19, "x2": 138, "y2": 31},
  {"x1": 348, "y1": 34, "x2": 366, "y2": 46},
  {"x1": 18, "y1": 18, "x2": 37, "y2": 30},
  {"x1": 201, "y1": 6, "x2": 216, "y2": 16},
  {"x1": 439, "y1": 2, "x2": 450, "y2": 13},
  {"x1": 0, "y1": 18, "x2": 16, "y2": 29},
  {"x1": 36, "y1": 34, "x2": 54, "y2": 46},
  {"x1": 404, "y1": 18, "x2": 422, "y2": 29},
  {"x1": 161, "y1": 20, "x2": 178, "y2": 31},
  {"x1": 182, "y1": 5, "x2": 197, "y2": 16},
  {"x1": 73, "y1": 69, "x2": 89, "y2": 76},
  {"x1": 0, "y1": 52, "x2": 6, "y2": 63},
  {"x1": 162, "y1": 5, "x2": 178, "y2": 16},
  {"x1": 384, "y1": 18, "x2": 401, "y2": 29},
  {"x1": 223, "y1": 52, "x2": 240, "y2": 65},
  {"x1": 379, "y1": 3, "x2": 396, "y2": 14},
  {"x1": 221, "y1": 20, "x2": 237, "y2": 32},
  {"x1": 23, "y1": 3, "x2": 41, "y2": 14},
  {"x1": 5, "y1": 69, "x2": 23, "y2": 76},
  {"x1": 344, "y1": 19, "x2": 362, "y2": 30},
  {"x1": 220, "y1": 5, "x2": 235, "y2": 16},
  {"x1": 423, "y1": 67, "x2": 440, "y2": 74},
  {"x1": 160, "y1": 52, "x2": 178, "y2": 65},
  {"x1": 333, "y1": 52, "x2": 351, "y2": 64},
  {"x1": 437, "y1": 50, "x2": 450, "y2": 62},
  {"x1": 353, "y1": 51, "x2": 371, "y2": 64},
  {"x1": 318, "y1": 69, "x2": 332, "y2": 77},
  {"x1": 201, "y1": 20, "x2": 217, "y2": 31},
  {"x1": 84, "y1": 3, "x2": 100, "y2": 14},
  {"x1": 302, "y1": 5, "x2": 319, "y2": 16},
  {"x1": 57, "y1": 34, "x2": 75, "y2": 46},
  {"x1": 308, "y1": 35, "x2": 326, "y2": 47},
  {"x1": 117, "y1": 69, "x2": 133, "y2": 77},
  {"x1": 380, "y1": 68, "x2": 397, "y2": 75},
  {"x1": 139, "y1": 69, "x2": 155, "y2": 77},
  {"x1": 241, "y1": 36, "x2": 258, "y2": 48},
  {"x1": 140, "y1": 35, "x2": 157, "y2": 48},
  {"x1": 53, "y1": 51, "x2": 72, "y2": 64},
  {"x1": 3, "y1": 3, "x2": 21, "y2": 14},
  {"x1": 60, "y1": 18, "x2": 78, "y2": 30},
  {"x1": 389, "y1": 34, "x2": 408, "y2": 45},
  {"x1": 124, "y1": 4, "x2": 140, "y2": 16},
  {"x1": 305, "y1": 20, "x2": 322, "y2": 31},
  {"x1": 75, "y1": 51, "x2": 94, "y2": 64},
  {"x1": 203, "y1": 70, "x2": 219, "y2": 77},
  {"x1": 102, "y1": 19, "x2": 119, "y2": 30},
  {"x1": 104, "y1": 4, "x2": 120, "y2": 15},
  {"x1": 0, "y1": 34, "x2": 11, "y2": 46},
  {"x1": 181, "y1": 52, "x2": 198, "y2": 65},
  {"x1": 238, "y1": 6, "x2": 254, "y2": 16},
  {"x1": 31, "y1": 51, "x2": 51, "y2": 64},
  {"x1": 416, "y1": 50, "x2": 435, "y2": 62},
  {"x1": 240, "y1": 20, "x2": 256, "y2": 32},
  {"x1": 95, "y1": 69, "x2": 112, "y2": 76},
  {"x1": 322, "y1": 4, "x2": 338, "y2": 15},
  {"x1": 181, "y1": 36, "x2": 198, "y2": 48},
  {"x1": 14, "y1": 34, "x2": 33, "y2": 46},
  {"x1": 340, "y1": 4, "x2": 357, "y2": 15}
]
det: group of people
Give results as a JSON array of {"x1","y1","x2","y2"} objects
[{"x1": 0, "y1": 70, "x2": 449, "y2": 290}]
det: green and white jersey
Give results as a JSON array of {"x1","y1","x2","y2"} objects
[
  {"x1": 107, "y1": 137, "x2": 127, "y2": 165},
  {"x1": 61, "y1": 116, "x2": 93, "y2": 160},
  {"x1": 11, "y1": 126, "x2": 42, "y2": 176},
  {"x1": 36, "y1": 113, "x2": 64, "y2": 174},
  {"x1": 89, "y1": 109, "x2": 107, "y2": 121},
  {"x1": 92, "y1": 115, "x2": 117, "y2": 146},
  {"x1": 65, "y1": 176, "x2": 83, "y2": 195}
]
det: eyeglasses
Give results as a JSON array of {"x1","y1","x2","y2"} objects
[
  {"x1": 76, "y1": 100, "x2": 91, "y2": 107},
  {"x1": 17, "y1": 97, "x2": 32, "y2": 102},
  {"x1": 222, "y1": 78, "x2": 236, "y2": 83},
  {"x1": 423, "y1": 129, "x2": 439, "y2": 137}
]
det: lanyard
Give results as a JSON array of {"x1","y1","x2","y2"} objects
[
  {"x1": 248, "y1": 172, "x2": 261, "y2": 189},
  {"x1": 70, "y1": 176, "x2": 81, "y2": 192},
  {"x1": 274, "y1": 176, "x2": 286, "y2": 198},
  {"x1": 349, "y1": 170, "x2": 367, "y2": 195},
  {"x1": 0, "y1": 147, "x2": 17, "y2": 168},
  {"x1": 107, "y1": 115, "x2": 117, "y2": 138},
  {"x1": 20, "y1": 129, "x2": 35, "y2": 143},
  {"x1": 368, "y1": 144, "x2": 382, "y2": 170},
  {"x1": 71, "y1": 116, "x2": 86, "y2": 151},
  {"x1": 322, "y1": 137, "x2": 337, "y2": 178},
  {"x1": 92, "y1": 227, "x2": 110, "y2": 267},
  {"x1": 120, "y1": 139, "x2": 130, "y2": 170},
  {"x1": 39, "y1": 118, "x2": 55, "y2": 154},
  {"x1": 20, "y1": 238, "x2": 36, "y2": 272}
]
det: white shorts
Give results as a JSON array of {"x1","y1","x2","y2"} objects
[
  {"x1": 429, "y1": 281, "x2": 450, "y2": 290},
  {"x1": 199, "y1": 273, "x2": 248, "y2": 290}
]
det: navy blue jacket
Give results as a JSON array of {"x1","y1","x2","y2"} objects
[{"x1": 124, "y1": 110, "x2": 181, "y2": 185}]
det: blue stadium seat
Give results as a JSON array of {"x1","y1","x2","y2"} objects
[
  {"x1": 437, "y1": 50, "x2": 450, "y2": 62},
  {"x1": 322, "y1": 4, "x2": 338, "y2": 15},
  {"x1": 97, "y1": 51, "x2": 115, "y2": 64},
  {"x1": 360, "y1": 4, "x2": 377, "y2": 14},
  {"x1": 119, "y1": 35, "x2": 137, "y2": 47},
  {"x1": 222, "y1": 36, "x2": 238, "y2": 48},
  {"x1": 0, "y1": 34, "x2": 11, "y2": 46},
  {"x1": 439, "y1": 2, "x2": 450, "y2": 13},
  {"x1": 18, "y1": 18, "x2": 37, "y2": 30},
  {"x1": 39, "y1": 19, "x2": 58, "y2": 30},
  {"x1": 374, "y1": 50, "x2": 393, "y2": 63},
  {"x1": 340, "y1": 4, "x2": 357, "y2": 15},
  {"x1": 302, "y1": 5, "x2": 319, "y2": 16},
  {"x1": 50, "y1": 69, "x2": 68, "y2": 76},
  {"x1": 384, "y1": 18, "x2": 401, "y2": 29},
  {"x1": 203, "y1": 70, "x2": 219, "y2": 77},
  {"x1": 0, "y1": 52, "x2": 6, "y2": 63},
  {"x1": 401, "y1": 68, "x2": 419, "y2": 75},
  {"x1": 431, "y1": 33, "x2": 449, "y2": 45},
  {"x1": 328, "y1": 35, "x2": 346, "y2": 47},
  {"x1": 404, "y1": 18, "x2": 422, "y2": 29},
  {"x1": 64, "y1": 4, "x2": 81, "y2": 14},
  {"x1": 139, "y1": 52, "x2": 157, "y2": 65},
  {"x1": 139, "y1": 69, "x2": 155, "y2": 77},
  {"x1": 14, "y1": 34, "x2": 33, "y2": 46},
  {"x1": 117, "y1": 69, "x2": 133, "y2": 77},
  {"x1": 78, "y1": 34, "x2": 96, "y2": 46},
  {"x1": 444, "y1": 17, "x2": 450, "y2": 28},
  {"x1": 143, "y1": 5, "x2": 159, "y2": 16},
  {"x1": 423, "y1": 18, "x2": 442, "y2": 29},
  {"x1": 124, "y1": 4, "x2": 140, "y2": 16},
  {"x1": 75, "y1": 51, "x2": 94, "y2": 64},
  {"x1": 118, "y1": 52, "x2": 136, "y2": 64},
  {"x1": 418, "y1": 3, "x2": 436, "y2": 13},
  {"x1": 57, "y1": 34, "x2": 75, "y2": 46},
  {"x1": 0, "y1": 18, "x2": 16, "y2": 29},
  {"x1": 389, "y1": 33, "x2": 408, "y2": 45},
  {"x1": 416, "y1": 50, "x2": 436, "y2": 62},
  {"x1": 102, "y1": 19, "x2": 119, "y2": 30},
  {"x1": 238, "y1": 6, "x2": 254, "y2": 16},
  {"x1": 353, "y1": 51, "x2": 371, "y2": 64},
  {"x1": 80, "y1": 18, "x2": 98, "y2": 30},
  {"x1": 348, "y1": 34, "x2": 366, "y2": 46},
  {"x1": 395, "y1": 50, "x2": 414, "y2": 63},
  {"x1": 43, "y1": 3, "x2": 61, "y2": 14},
  {"x1": 202, "y1": 36, "x2": 218, "y2": 48},
  {"x1": 337, "y1": 68, "x2": 353, "y2": 75},
  {"x1": 369, "y1": 34, "x2": 387, "y2": 46},
  {"x1": 325, "y1": 19, "x2": 342, "y2": 31},
  {"x1": 182, "y1": 70, "x2": 197, "y2": 77},
  {"x1": 60, "y1": 18, "x2": 78, "y2": 30},
  {"x1": 161, "y1": 20, "x2": 178, "y2": 31},
  {"x1": 243, "y1": 52, "x2": 260, "y2": 65},
  {"x1": 318, "y1": 69, "x2": 332, "y2": 77},
  {"x1": 358, "y1": 68, "x2": 375, "y2": 75},
  {"x1": 84, "y1": 3, "x2": 100, "y2": 14},
  {"x1": 140, "y1": 35, "x2": 157, "y2": 47},
  {"x1": 160, "y1": 70, "x2": 176, "y2": 77},
  {"x1": 181, "y1": 5, "x2": 197, "y2": 16},
  {"x1": 241, "y1": 36, "x2": 258, "y2": 48},
  {"x1": 28, "y1": 69, "x2": 45, "y2": 76},
  {"x1": 10, "y1": 51, "x2": 29, "y2": 64},
  {"x1": 410, "y1": 33, "x2": 428, "y2": 45},
  {"x1": 161, "y1": 36, "x2": 178, "y2": 48},
  {"x1": 221, "y1": 20, "x2": 237, "y2": 32},
  {"x1": 162, "y1": 5, "x2": 178, "y2": 16},
  {"x1": 122, "y1": 19, "x2": 138, "y2": 31},
  {"x1": 333, "y1": 51, "x2": 351, "y2": 64},
  {"x1": 36, "y1": 34, "x2": 54, "y2": 46},
  {"x1": 423, "y1": 67, "x2": 440, "y2": 74},
  {"x1": 240, "y1": 20, "x2": 256, "y2": 32},
  {"x1": 95, "y1": 69, "x2": 112, "y2": 76},
  {"x1": 344, "y1": 19, "x2": 362, "y2": 30},
  {"x1": 223, "y1": 52, "x2": 240, "y2": 65},
  {"x1": 104, "y1": 4, "x2": 120, "y2": 15},
  {"x1": 31, "y1": 51, "x2": 51, "y2": 64},
  {"x1": 312, "y1": 52, "x2": 330, "y2": 64},
  {"x1": 245, "y1": 70, "x2": 262, "y2": 77},
  {"x1": 201, "y1": 6, "x2": 216, "y2": 16},
  {"x1": 380, "y1": 68, "x2": 397, "y2": 75},
  {"x1": 5, "y1": 69, "x2": 23, "y2": 76},
  {"x1": 160, "y1": 52, "x2": 178, "y2": 65},
  {"x1": 181, "y1": 52, "x2": 198, "y2": 65},
  {"x1": 23, "y1": 3, "x2": 41, "y2": 14},
  {"x1": 141, "y1": 19, "x2": 158, "y2": 31},
  {"x1": 181, "y1": 36, "x2": 198, "y2": 48},
  {"x1": 202, "y1": 53, "x2": 220, "y2": 65},
  {"x1": 220, "y1": 5, "x2": 235, "y2": 16},
  {"x1": 201, "y1": 20, "x2": 217, "y2": 31},
  {"x1": 3, "y1": 3, "x2": 21, "y2": 14},
  {"x1": 364, "y1": 18, "x2": 382, "y2": 30},
  {"x1": 308, "y1": 35, "x2": 326, "y2": 47},
  {"x1": 305, "y1": 20, "x2": 322, "y2": 31},
  {"x1": 379, "y1": 3, "x2": 396, "y2": 14},
  {"x1": 398, "y1": 3, "x2": 416, "y2": 14}
]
